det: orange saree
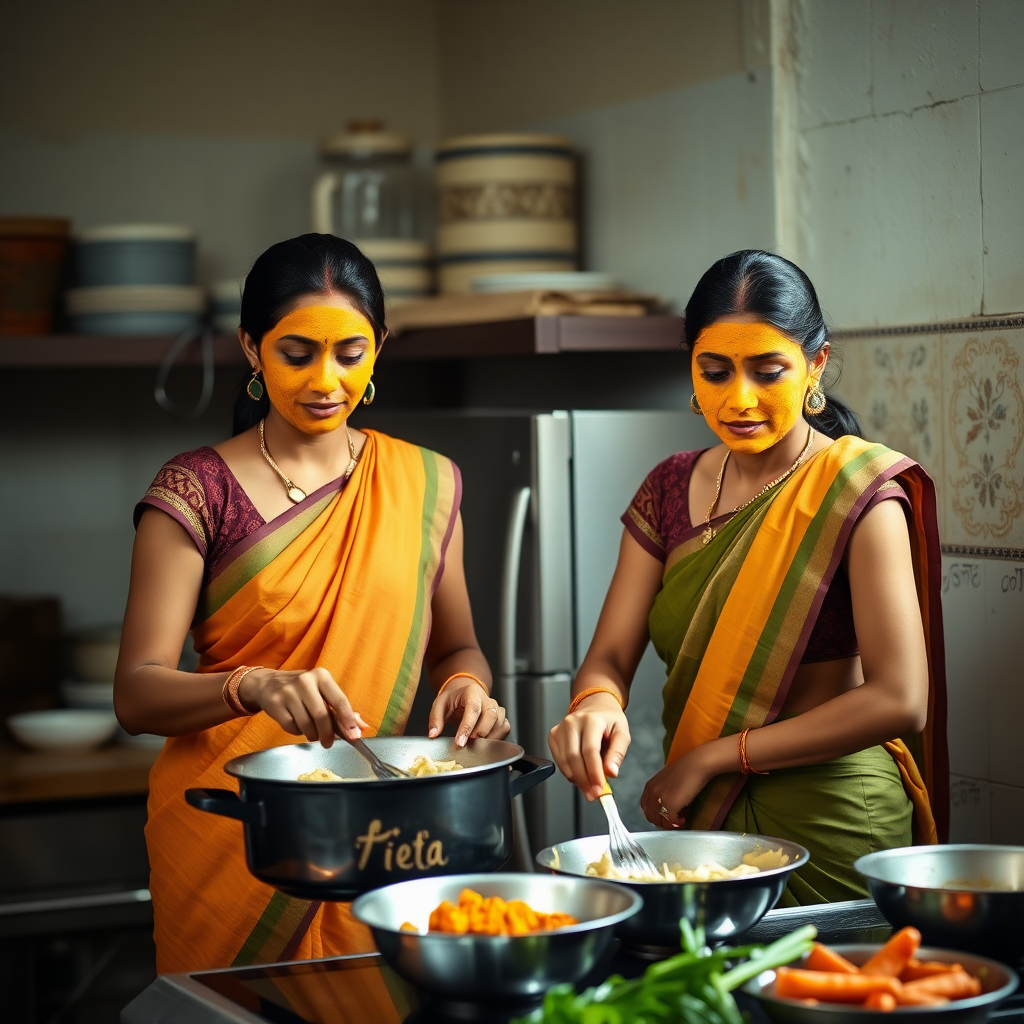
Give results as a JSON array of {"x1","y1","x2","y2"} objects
[{"x1": 144, "y1": 431, "x2": 460, "y2": 974}]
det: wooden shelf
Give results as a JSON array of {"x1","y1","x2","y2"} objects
[
  {"x1": 0, "y1": 316, "x2": 684, "y2": 367},
  {"x1": 0, "y1": 333, "x2": 245, "y2": 368},
  {"x1": 387, "y1": 314, "x2": 684, "y2": 360},
  {"x1": 0, "y1": 741, "x2": 162, "y2": 804}
]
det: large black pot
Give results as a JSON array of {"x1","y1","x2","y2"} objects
[{"x1": 185, "y1": 737, "x2": 553, "y2": 900}]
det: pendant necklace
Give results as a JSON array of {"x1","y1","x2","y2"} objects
[
  {"x1": 701, "y1": 427, "x2": 815, "y2": 546},
  {"x1": 259, "y1": 418, "x2": 357, "y2": 504}
]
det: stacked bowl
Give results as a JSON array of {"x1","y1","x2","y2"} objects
[{"x1": 66, "y1": 224, "x2": 205, "y2": 335}]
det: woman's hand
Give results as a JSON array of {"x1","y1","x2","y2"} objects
[
  {"x1": 639, "y1": 745, "x2": 716, "y2": 829},
  {"x1": 427, "y1": 678, "x2": 509, "y2": 747},
  {"x1": 548, "y1": 693, "x2": 631, "y2": 802},
  {"x1": 237, "y1": 667, "x2": 369, "y2": 747}
]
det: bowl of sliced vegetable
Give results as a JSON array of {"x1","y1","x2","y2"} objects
[
  {"x1": 744, "y1": 928, "x2": 1019, "y2": 1024},
  {"x1": 352, "y1": 872, "x2": 641, "y2": 1009}
]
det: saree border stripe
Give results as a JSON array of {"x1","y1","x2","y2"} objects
[
  {"x1": 199, "y1": 490, "x2": 337, "y2": 620},
  {"x1": 725, "y1": 447, "x2": 902, "y2": 731},
  {"x1": 377, "y1": 449, "x2": 458, "y2": 736},
  {"x1": 232, "y1": 891, "x2": 314, "y2": 966}
]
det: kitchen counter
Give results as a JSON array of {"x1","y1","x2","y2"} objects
[{"x1": 0, "y1": 740, "x2": 161, "y2": 804}]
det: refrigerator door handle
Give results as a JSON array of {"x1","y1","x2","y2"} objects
[{"x1": 498, "y1": 486, "x2": 532, "y2": 734}]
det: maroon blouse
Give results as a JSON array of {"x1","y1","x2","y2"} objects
[
  {"x1": 622, "y1": 449, "x2": 909, "y2": 663},
  {"x1": 134, "y1": 447, "x2": 267, "y2": 589}
]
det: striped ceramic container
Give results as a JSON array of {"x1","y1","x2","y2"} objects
[
  {"x1": 356, "y1": 238, "x2": 433, "y2": 308},
  {"x1": 435, "y1": 133, "x2": 577, "y2": 294}
]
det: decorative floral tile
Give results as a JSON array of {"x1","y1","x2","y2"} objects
[
  {"x1": 834, "y1": 333, "x2": 945, "y2": 529},
  {"x1": 942, "y1": 329, "x2": 1024, "y2": 547}
]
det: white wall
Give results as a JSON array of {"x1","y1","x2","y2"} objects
[{"x1": 782, "y1": 0, "x2": 1024, "y2": 327}]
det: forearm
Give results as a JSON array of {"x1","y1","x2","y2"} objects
[
  {"x1": 427, "y1": 646, "x2": 492, "y2": 695},
  {"x1": 571, "y1": 653, "x2": 631, "y2": 708},
  {"x1": 115, "y1": 663, "x2": 236, "y2": 736},
  {"x1": 701, "y1": 678, "x2": 924, "y2": 776}
]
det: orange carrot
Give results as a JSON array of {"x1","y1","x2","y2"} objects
[
  {"x1": 775, "y1": 968, "x2": 900, "y2": 1003},
  {"x1": 806, "y1": 943, "x2": 860, "y2": 975},
  {"x1": 861, "y1": 926, "x2": 922, "y2": 977},
  {"x1": 900, "y1": 959, "x2": 964, "y2": 982},
  {"x1": 895, "y1": 988, "x2": 950, "y2": 1007},
  {"x1": 863, "y1": 991, "x2": 898, "y2": 1012},
  {"x1": 902, "y1": 971, "x2": 982, "y2": 1000}
]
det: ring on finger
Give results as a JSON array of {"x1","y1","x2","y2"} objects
[{"x1": 657, "y1": 798, "x2": 670, "y2": 818}]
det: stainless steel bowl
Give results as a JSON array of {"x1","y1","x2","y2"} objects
[
  {"x1": 855, "y1": 845, "x2": 1024, "y2": 958},
  {"x1": 744, "y1": 944, "x2": 1019, "y2": 1024},
  {"x1": 351, "y1": 872, "x2": 642, "y2": 1008},
  {"x1": 537, "y1": 831, "x2": 809, "y2": 954}
]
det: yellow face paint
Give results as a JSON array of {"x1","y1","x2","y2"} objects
[
  {"x1": 260, "y1": 304, "x2": 376, "y2": 435},
  {"x1": 692, "y1": 321, "x2": 813, "y2": 453}
]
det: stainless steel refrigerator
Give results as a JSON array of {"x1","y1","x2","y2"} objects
[{"x1": 360, "y1": 409, "x2": 716, "y2": 850}]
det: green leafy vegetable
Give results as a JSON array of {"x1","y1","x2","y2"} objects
[{"x1": 514, "y1": 923, "x2": 817, "y2": 1024}]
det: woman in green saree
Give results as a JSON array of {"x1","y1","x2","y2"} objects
[{"x1": 549, "y1": 251, "x2": 947, "y2": 905}]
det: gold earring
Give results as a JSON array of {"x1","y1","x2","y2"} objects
[
  {"x1": 804, "y1": 380, "x2": 826, "y2": 416},
  {"x1": 246, "y1": 369, "x2": 264, "y2": 401},
  {"x1": 690, "y1": 393, "x2": 702, "y2": 415},
  {"x1": 362, "y1": 379, "x2": 375, "y2": 406}
]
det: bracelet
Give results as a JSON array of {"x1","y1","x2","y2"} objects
[
  {"x1": 738, "y1": 727, "x2": 768, "y2": 775},
  {"x1": 567, "y1": 686, "x2": 624, "y2": 715},
  {"x1": 438, "y1": 672, "x2": 488, "y2": 697},
  {"x1": 222, "y1": 666, "x2": 262, "y2": 717}
]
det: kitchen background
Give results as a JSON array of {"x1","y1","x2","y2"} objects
[{"x1": 0, "y1": 0, "x2": 1021, "y2": 1019}]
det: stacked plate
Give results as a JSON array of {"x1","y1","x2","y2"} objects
[{"x1": 66, "y1": 223, "x2": 205, "y2": 335}]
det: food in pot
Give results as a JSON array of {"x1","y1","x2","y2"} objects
[
  {"x1": 585, "y1": 846, "x2": 788, "y2": 882},
  {"x1": 407, "y1": 754, "x2": 463, "y2": 776},
  {"x1": 297, "y1": 767, "x2": 347, "y2": 781},
  {"x1": 421, "y1": 888, "x2": 578, "y2": 935},
  {"x1": 776, "y1": 930, "x2": 983, "y2": 1010}
]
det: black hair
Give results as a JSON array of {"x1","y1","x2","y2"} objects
[
  {"x1": 233, "y1": 233, "x2": 386, "y2": 435},
  {"x1": 683, "y1": 250, "x2": 861, "y2": 440}
]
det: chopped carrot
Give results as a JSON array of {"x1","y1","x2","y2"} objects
[
  {"x1": 775, "y1": 968, "x2": 900, "y2": 1003},
  {"x1": 861, "y1": 926, "x2": 922, "y2": 977},
  {"x1": 806, "y1": 942, "x2": 860, "y2": 975},
  {"x1": 399, "y1": 921, "x2": 418, "y2": 932},
  {"x1": 863, "y1": 991, "x2": 898, "y2": 1012},
  {"x1": 902, "y1": 971, "x2": 982, "y2": 1001},
  {"x1": 895, "y1": 988, "x2": 950, "y2": 1007},
  {"x1": 900, "y1": 959, "x2": 964, "y2": 982}
]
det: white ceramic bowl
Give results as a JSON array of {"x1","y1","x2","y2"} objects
[
  {"x1": 60, "y1": 680, "x2": 115, "y2": 709},
  {"x1": 7, "y1": 709, "x2": 119, "y2": 752}
]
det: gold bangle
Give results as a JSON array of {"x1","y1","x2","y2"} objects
[
  {"x1": 222, "y1": 666, "x2": 262, "y2": 717},
  {"x1": 738, "y1": 727, "x2": 768, "y2": 776},
  {"x1": 567, "y1": 686, "x2": 624, "y2": 715},
  {"x1": 438, "y1": 672, "x2": 488, "y2": 697}
]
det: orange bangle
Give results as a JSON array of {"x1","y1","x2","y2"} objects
[
  {"x1": 222, "y1": 666, "x2": 262, "y2": 717},
  {"x1": 439, "y1": 672, "x2": 488, "y2": 697},
  {"x1": 738, "y1": 727, "x2": 768, "y2": 775},
  {"x1": 568, "y1": 686, "x2": 624, "y2": 715}
]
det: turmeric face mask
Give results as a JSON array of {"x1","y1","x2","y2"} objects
[
  {"x1": 692, "y1": 321, "x2": 813, "y2": 453},
  {"x1": 260, "y1": 304, "x2": 376, "y2": 435}
]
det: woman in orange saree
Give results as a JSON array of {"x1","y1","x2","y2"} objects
[
  {"x1": 549, "y1": 251, "x2": 947, "y2": 904},
  {"x1": 115, "y1": 235, "x2": 508, "y2": 973}
]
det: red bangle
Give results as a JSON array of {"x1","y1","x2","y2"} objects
[
  {"x1": 439, "y1": 672, "x2": 488, "y2": 697},
  {"x1": 222, "y1": 666, "x2": 262, "y2": 717},
  {"x1": 568, "y1": 686, "x2": 624, "y2": 715},
  {"x1": 738, "y1": 727, "x2": 768, "y2": 775}
]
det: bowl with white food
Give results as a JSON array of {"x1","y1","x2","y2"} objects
[{"x1": 537, "y1": 830, "x2": 809, "y2": 955}]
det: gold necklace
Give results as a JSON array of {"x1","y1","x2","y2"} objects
[
  {"x1": 701, "y1": 428, "x2": 815, "y2": 546},
  {"x1": 259, "y1": 418, "x2": 357, "y2": 504}
]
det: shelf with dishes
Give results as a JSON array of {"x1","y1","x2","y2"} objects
[{"x1": 0, "y1": 315, "x2": 684, "y2": 368}]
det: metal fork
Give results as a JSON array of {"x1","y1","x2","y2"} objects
[
  {"x1": 598, "y1": 780, "x2": 661, "y2": 878},
  {"x1": 329, "y1": 707, "x2": 412, "y2": 780}
]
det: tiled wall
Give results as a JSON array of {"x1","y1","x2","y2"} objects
[{"x1": 836, "y1": 321, "x2": 1024, "y2": 843}]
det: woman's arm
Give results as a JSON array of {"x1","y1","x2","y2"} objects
[
  {"x1": 114, "y1": 508, "x2": 365, "y2": 745},
  {"x1": 423, "y1": 513, "x2": 508, "y2": 745},
  {"x1": 548, "y1": 529, "x2": 664, "y2": 800},
  {"x1": 642, "y1": 498, "x2": 930, "y2": 826}
]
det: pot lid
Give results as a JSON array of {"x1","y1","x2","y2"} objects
[
  {"x1": 320, "y1": 119, "x2": 411, "y2": 158},
  {"x1": 76, "y1": 223, "x2": 197, "y2": 243},
  {"x1": 436, "y1": 132, "x2": 574, "y2": 159}
]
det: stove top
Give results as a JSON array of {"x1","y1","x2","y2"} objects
[{"x1": 122, "y1": 901, "x2": 1024, "y2": 1024}]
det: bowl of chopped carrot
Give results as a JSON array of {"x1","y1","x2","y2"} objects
[
  {"x1": 743, "y1": 927, "x2": 1018, "y2": 1024},
  {"x1": 351, "y1": 872, "x2": 642, "y2": 1006}
]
